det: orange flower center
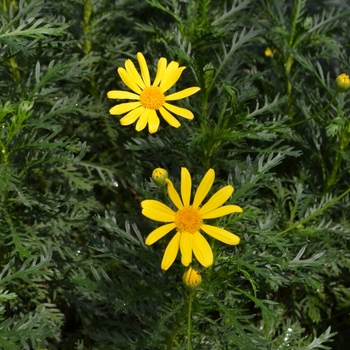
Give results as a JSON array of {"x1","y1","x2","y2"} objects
[
  {"x1": 174, "y1": 206, "x2": 203, "y2": 234},
  {"x1": 140, "y1": 86, "x2": 165, "y2": 110}
]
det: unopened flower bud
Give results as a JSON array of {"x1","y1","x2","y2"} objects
[
  {"x1": 183, "y1": 267, "x2": 202, "y2": 289},
  {"x1": 335, "y1": 73, "x2": 350, "y2": 93},
  {"x1": 264, "y1": 47, "x2": 276, "y2": 57},
  {"x1": 152, "y1": 168, "x2": 168, "y2": 187}
]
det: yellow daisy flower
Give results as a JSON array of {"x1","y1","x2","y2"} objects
[
  {"x1": 141, "y1": 167, "x2": 243, "y2": 270},
  {"x1": 107, "y1": 52, "x2": 200, "y2": 134}
]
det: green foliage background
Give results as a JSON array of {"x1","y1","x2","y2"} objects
[{"x1": 1, "y1": 0, "x2": 350, "y2": 348}]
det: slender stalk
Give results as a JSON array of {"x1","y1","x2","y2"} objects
[
  {"x1": 187, "y1": 290, "x2": 194, "y2": 350},
  {"x1": 165, "y1": 303, "x2": 185, "y2": 349},
  {"x1": 164, "y1": 290, "x2": 194, "y2": 350},
  {"x1": 288, "y1": 92, "x2": 338, "y2": 128},
  {"x1": 0, "y1": 138, "x2": 8, "y2": 164},
  {"x1": 277, "y1": 186, "x2": 350, "y2": 237},
  {"x1": 325, "y1": 152, "x2": 342, "y2": 191},
  {"x1": 162, "y1": 185, "x2": 168, "y2": 206},
  {"x1": 83, "y1": 0, "x2": 92, "y2": 55},
  {"x1": 285, "y1": 55, "x2": 294, "y2": 117},
  {"x1": 325, "y1": 126, "x2": 349, "y2": 192},
  {"x1": 201, "y1": 96, "x2": 208, "y2": 128},
  {"x1": 0, "y1": 137, "x2": 9, "y2": 204},
  {"x1": 6, "y1": 57, "x2": 20, "y2": 84}
]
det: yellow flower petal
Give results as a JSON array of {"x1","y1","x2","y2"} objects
[
  {"x1": 165, "y1": 87, "x2": 200, "y2": 101},
  {"x1": 145, "y1": 223, "x2": 176, "y2": 245},
  {"x1": 153, "y1": 57, "x2": 167, "y2": 86},
  {"x1": 118, "y1": 67, "x2": 142, "y2": 94},
  {"x1": 159, "y1": 61, "x2": 179, "y2": 91},
  {"x1": 125, "y1": 59, "x2": 146, "y2": 89},
  {"x1": 193, "y1": 168, "x2": 215, "y2": 209},
  {"x1": 161, "y1": 232, "x2": 181, "y2": 270},
  {"x1": 163, "y1": 102, "x2": 194, "y2": 120},
  {"x1": 201, "y1": 224, "x2": 240, "y2": 245},
  {"x1": 167, "y1": 179, "x2": 183, "y2": 210},
  {"x1": 160, "y1": 66, "x2": 186, "y2": 93},
  {"x1": 180, "y1": 232, "x2": 193, "y2": 266},
  {"x1": 199, "y1": 186, "x2": 234, "y2": 215},
  {"x1": 148, "y1": 110, "x2": 160, "y2": 134},
  {"x1": 135, "y1": 108, "x2": 150, "y2": 131},
  {"x1": 141, "y1": 199, "x2": 175, "y2": 213},
  {"x1": 141, "y1": 199, "x2": 175, "y2": 222},
  {"x1": 201, "y1": 205, "x2": 243, "y2": 219},
  {"x1": 107, "y1": 91, "x2": 140, "y2": 100},
  {"x1": 193, "y1": 231, "x2": 213, "y2": 267},
  {"x1": 181, "y1": 167, "x2": 191, "y2": 207},
  {"x1": 137, "y1": 52, "x2": 151, "y2": 87},
  {"x1": 120, "y1": 106, "x2": 144, "y2": 125},
  {"x1": 159, "y1": 107, "x2": 181, "y2": 128},
  {"x1": 109, "y1": 102, "x2": 142, "y2": 115}
]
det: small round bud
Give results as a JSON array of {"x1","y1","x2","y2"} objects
[
  {"x1": 183, "y1": 267, "x2": 202, "y2": 290},
  {"x1": 264, "y1": 47, "x2": 276, "y2": 57},
  {"x1": 335, "y1": 73, "x2": 350, "y2": 93},
  {"x1": 152, "y1": 168, "x2": 168, "y2": 187}
]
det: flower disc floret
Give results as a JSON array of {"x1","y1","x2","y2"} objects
[
  {"x1": 140, "y1": 86, "x2": 165, "y2": 110},
  {"x1": 107, "y1": 52, "x2": 200, "y2": 134},
  {"x1": 141, "y1": 167, "x2": 243, "y2": 270},
  {"x1": 174, "y1": 206, "x2": 203, "y2": 234}
]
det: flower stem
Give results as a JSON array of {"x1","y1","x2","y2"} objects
[
  {"x1": 285, "y1": 55, "x2": 294, "y2": 117},
  {"x1": 325, "y1": 153, "x2": 342, "y2": 192},
  {"x1": 162, "y1": 185, "x2": 168, "y2": 206},
  {"x1": 164, "y1": 290, "x2": 194, "y2": 349},
  {"x1": 277, "y1": 186, "x2": 350, "y2": 237},
  {"x1": 187, "y1": 290, "x2": 194, "y2": 350},
  {"x1": 325, "y1": 125, "x2": 349, "y2": 192},
  {"x1": 0, "y1": 138, "x2": 9, "y2": 204},
  {"x1": 288, "y1": 92, "x2": 338, "y2": 128}
]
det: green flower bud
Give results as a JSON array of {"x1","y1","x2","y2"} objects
[
  {"x1": 335, "y1": 73, "x2": 350, "y2": 93},
  {"x1": 183, "y1": 267, "x2": 202, "y2": 290},
  {"x1": 152, "y1": 168, "x2": 168, "y2": 187}
]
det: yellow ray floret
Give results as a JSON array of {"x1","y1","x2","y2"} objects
[
  {"x1": 141, "y1": 168, "x2": 243, "y2": 270},
  {"x1": 107, "y1": 52, "x2": 200, "y2": 134}
]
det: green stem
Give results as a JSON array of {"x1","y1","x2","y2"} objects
[
  {"x1": 325, "y1": 125, "x2": 349, "y2": 192},
  {"x1": 201, "y1": 97, "x2": 207, "y2": 126},
  {"x1": 0, "y1": 138, "x2": 8, "y2": 164},
  {"x1": 0, "y1": 137, "x2": 9, "y2": 204},
  {"x1": 164, "y1": 305, "x2": 184, "y2": 349},
  {"x1": 288, "y1": 92, "x2": 338, "y2": 128},
  {"x1": 164, "y1": 290, "x2": 194, "y2": 350},
  {"x1": 6, "y1": 57, "x2": 20, "y2": 84},
  {"x1": 187, "y1": 290, "x2": 194, "y2": 350},
  {"x1": 162, "y1": 185, "x2": 168, "y2": 206},
  {"x1": 83, "y1": 0, "x2": 92, "y2": 55},
  {"x1": 285, "y1": 55, "x2": 294, "y2": 117},
  {"x1": 325, "y1": 153, "x2": 342, "y2": 192},
  {"x1": 277, "y1": 186, "x2": 350, "y2": 237}
]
